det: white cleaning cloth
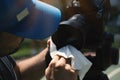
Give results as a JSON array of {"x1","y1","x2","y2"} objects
[{"x1": 49, "y1": 38, "x2": 92, "y2": 80}]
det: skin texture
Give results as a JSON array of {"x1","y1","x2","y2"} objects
[
  {"x1": 16, "y1": 48, "x2": 48, "y2": 80},
  {"x1": 45, "y1": 55, "x2": 78, "y2": 80},
  {"x1": 0, "y1": 32, "x2": 77, "y2": 80},
  {"x1": 17, "y1": 50, "x2": 77, "y2": 80},
  {"x1": 45, "y1": 39, "x2": 78, "y2": 80}
]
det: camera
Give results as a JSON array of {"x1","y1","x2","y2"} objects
[
  {"x1": 46, "y1": 0, "x2": 119, "y2": 69},
  {"x1": 52, "y1": 14, "x2": 86, "y2": 50},
  {"x1": 52, "y1": 0, "x2": 106, "y2": 50},
  {"x1": 51, "y1": 0, "x2": 119, "y2": 70}
]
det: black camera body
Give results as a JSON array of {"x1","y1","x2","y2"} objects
[
  {"x1": 52, "y1": 14, "x2": 86, "y2": 50},
  {"x1": 51, "y1": 0, "x2": 119, "y2": 70}
]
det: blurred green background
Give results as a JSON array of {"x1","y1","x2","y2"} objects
[{"x1": 11, "y1": 39, "x2": 47, "y2": 60}]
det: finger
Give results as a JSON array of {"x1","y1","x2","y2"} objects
[
  {"x1": 65, "y1": 64, "x2": 74, "y2": 71},
  {"x1": 49, "y1": 55, "x2": 60, "y2": 67},
  {"x1": 45, "y1": 56, "x2": 60, "y2": 80},
  {"x1": 45, "y1": 67, "x2": 51, "y2": 79},
  {"x1": 47, "y1": 55, "x2": 62, "y2": 72},
  {"x1": 45, "y1": 66, "x2": 55, "y2": 80},
  {"x1": 65, "y1": 64, "x2": 78, "y2": 80},
  {"x1": 47, "y1": 39, "x2": 51, "y2": 47},
  {"x1": 55, "y1": 57, "x2": 66, "y2": 68}
]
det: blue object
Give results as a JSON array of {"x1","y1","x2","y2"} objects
[{"x1": 0, "y1": 0, "x2": 61, "y2": 39}]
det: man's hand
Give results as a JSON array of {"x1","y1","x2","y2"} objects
[{"x1": 45, "y1": 55, "x2": 78, "y2": 80}]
